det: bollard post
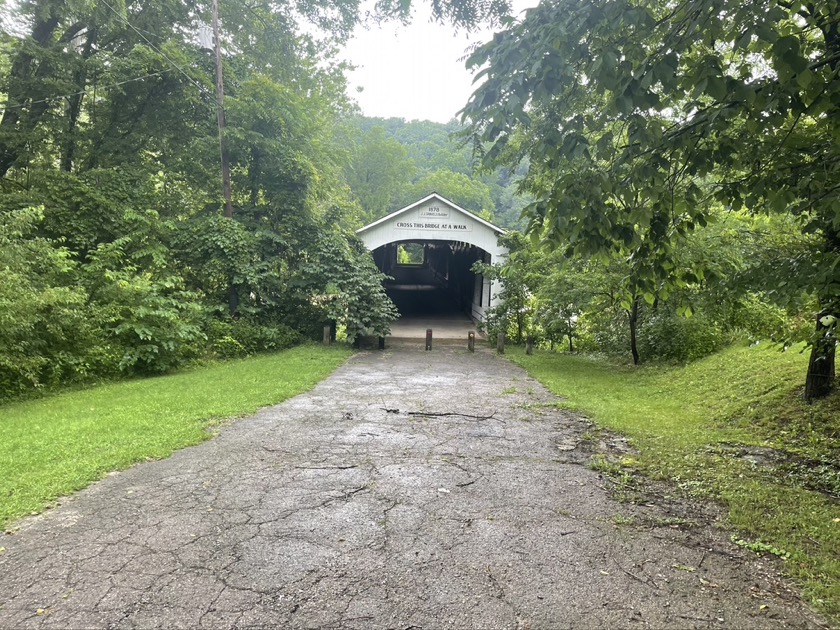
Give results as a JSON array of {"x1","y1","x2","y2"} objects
[
  {"x1": 378, "y1": 336, "x2": 385, "y2": 351},
  {"x1": 526, "y1": 334, "x2": 534, "y2": 355},
  {"x1": 323, "y1": 325, "x2": 331, "y2": 346},
  {"x1": 425, "y1": 328, "x2": 433, "y2": 351},
  {"x1": 497, "y1": 331, "x2": 505, "y2": 354},
  {"x1": 468, "y1": 331, "x2": 475, "y2": 352}
]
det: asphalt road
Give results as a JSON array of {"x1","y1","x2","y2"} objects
[{"x1": 0, "y1": 346, "x2": 828, "y2": 628}]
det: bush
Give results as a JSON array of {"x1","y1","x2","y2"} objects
[
  {"x1": 0, "y1": 209, "x2": 109, "y2": 398},
  {"x1": 574, "y1": 310, "x2": 628, "y2": 357},
  {"x1": 0, "y1": 279, "x2": 107, "y2": 396},
  {"x1": 89, "y1": 276, "x2": 204, "y2": 374},
  {"x1": 726, "y1": 293, "x2": 806, "y2": 343},
  {"x1": 637, "y1": 312, "x2": 726, "y2": 363},
  {"x1": 205, "y1": 319, "x2": 300, "y2": 358}
]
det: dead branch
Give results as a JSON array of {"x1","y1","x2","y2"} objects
[{"x1": 405, "y1": 410, "x2": 498, "y2": 421}]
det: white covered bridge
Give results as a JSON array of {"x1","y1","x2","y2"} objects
[{"x1": 356, "y1": 193, "x2": 508, "y2": 335}]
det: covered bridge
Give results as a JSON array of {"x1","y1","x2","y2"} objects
[{"x1": 357, "y1": 193, "x2": 508, "y2": 327}]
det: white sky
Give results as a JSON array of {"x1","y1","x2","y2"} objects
[{"x1": 341, "y1": 7, "x2": 518, "y2": 123}]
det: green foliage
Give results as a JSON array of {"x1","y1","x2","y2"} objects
[
  {"x1": 0, "y1": 208, "x2": 104, "y2": 395},
  {"x1": 205, "y1": 319, "x2": 300, "y2": 359},
  {"x1": 95, "y1": 273, "x2": 205, "y2": 374},
  {"x1": 473, "y1": 232, "x2": 533, "y2": 343},
  {"x1": 462, "y1": 0, "x2": 840, "y2": 390},
  {"x1": 398, "y1": 168, "x2": 495, "y2": 216},
  {"x1": 347, "y1": 116, "x2": 531, "y2": 228},
  {"x1": 345, "y1": 125, "x2": 416, "y2": 221},
  {"x1": 0, "y1": 0, "x2": 410, "y2": 398},
  {"x1": 397, "y1": 243, "x2": 424, "y2": 265},
  {"x1": 725, "y1": 293, "x2": 808, "y2": 345},
  {"x1": 637, "y1": 312, "x2": 726, "y2": 364},
  {"x1": 731, "y1": 536, "x2": 791, "y2": 560},
  {"x1": 480, "y1": 211, "x2": 812, "y2": 365},
  {"x1": 300, "y1": 231, "x2": 399, "y2": 343}
]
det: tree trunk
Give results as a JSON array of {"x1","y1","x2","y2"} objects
[
  {"x1": 0, "y1": 16, "x2": 60, "y2": 178},
  {"x1": 0, "y1": 15, "x2": 90, "y2": 178},
  {"x1": 804, "y1": 309, "x2": 836, "y2": 402},
  {"x1": 61, "y1": 28, "x2": 97, "y2": 172},
  {"x1": 628, "y1": 296, "x2": 640, "y2": 365}
]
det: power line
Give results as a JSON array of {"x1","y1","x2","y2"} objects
[
  {"x1": 0, "y1": 70, "x2": 174, "y2": 114},
  {"x1": 97, "y1": 0, "x2": 218, "y2": 105}
]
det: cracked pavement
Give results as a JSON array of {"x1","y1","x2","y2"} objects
[{"x1": 0, "y1": 345, "x2": 829, "y2": 628}]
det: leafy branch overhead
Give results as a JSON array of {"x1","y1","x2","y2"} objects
[{"x1": 462, "y1": 0, "x2": 840, "y2": 395}]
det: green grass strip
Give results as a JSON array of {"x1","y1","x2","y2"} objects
[
  {"x1": 509, "y1": 344, "x2": 840, "y2": 621},
  {"x1": 0, "y1": 345, "x2": 351, "y2": 530}
]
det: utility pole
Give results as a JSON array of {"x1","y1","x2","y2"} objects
[
  {"x1": 211, "y1": 0, "x2": 233, "y2": 220},
  {"x1": 211, "y1": 0, "x2": 238, "y2": 315}
]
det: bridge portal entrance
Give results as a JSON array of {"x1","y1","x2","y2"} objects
[{"x1": 357, "y1": 194, "x2": 507, "y2": 334}]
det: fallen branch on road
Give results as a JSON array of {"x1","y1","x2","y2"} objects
[{"x1": 379, "y1": 408, "x2": 499, "y2": 422}]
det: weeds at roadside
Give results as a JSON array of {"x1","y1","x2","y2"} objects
[
  {"x1": 609, "y1": 514, "x2": 637, "y2": 526},
  {"x1": 731, "y1": 536, "x2": 791, "y2": 560}
]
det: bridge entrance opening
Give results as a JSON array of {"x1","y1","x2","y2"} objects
[
  {"x1": 357, "y1": 193, "x2": 508, "y2": 339},
  {"x1": 371, "y1": 240, "x2": 492, "y2": 320}
]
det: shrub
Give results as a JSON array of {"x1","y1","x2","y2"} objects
[
  {"x1": 726, "y1": 293, "x2": 806, "y2": 343},
  {"x1": 0, "y1": 208, "x2": 108, "y2": 398},
  {"x1": 205, "y1": 318, "x2": 301, "y2": 358},
  {"x1": 637, "y1": 312, "x2": 726, "y2": 363}
]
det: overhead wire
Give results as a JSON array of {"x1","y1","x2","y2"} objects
[
  {"x1": 0, "y1": 70, "x2": 173, "y2": 114},
  {"x1": 97, "y1": 0, "x2": 219, "y2": 105},
  {"x1": 0, "y1": 1, "x2": 220, "y2": 115}
]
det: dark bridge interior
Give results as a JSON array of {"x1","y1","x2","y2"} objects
[{"x1": 371, "y1": 240, "x2": 489, "y2": 318}]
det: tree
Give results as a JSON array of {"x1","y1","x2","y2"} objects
[
  {"x1": 472, "y1": 232, "x2": 533, "y2": 343},
  {"x1": 0, "y1": 0, "x2": 403, "y2": 395},
  {"x1": 401, "y1": 168, "x2": 496, "y2": 216},
  {"x1": 345, "y1": 125, "x2": 415, "y2": 220},
  {"x1": 348, "y1": 116, "x2": 532, "y2": 229},
  {"x1": 462, "y1": 0, "x2": 840, "y2": 397}
]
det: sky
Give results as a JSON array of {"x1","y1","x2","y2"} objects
[{"x1": 340, "y1": 7, "x2": 512, "y2": 123}]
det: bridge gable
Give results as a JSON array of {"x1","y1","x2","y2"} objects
[{"x1": 356, "y1": 193, "x2": 507, "y2": 258}]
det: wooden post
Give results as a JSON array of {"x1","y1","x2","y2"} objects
[
  {"x1": 378, "y1": 336, "x2": 385, "y2": 350},
  {"x1": 323, "y1": 325, "x2": 331, "y2": 346},
  {"x1": 425, "y1": 328, "x2": 433, "y2": 351},
  {"x1": 526, "y1": 335, "x2": 534, "y2": 355},
  {"x1": 468, "y1": 331, "x2": 475, "y2": 352},
  {"x1": 497, "y1": 331, "x2": 505, "y2": 354}
]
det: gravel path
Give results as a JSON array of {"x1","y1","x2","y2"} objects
[{"x1": 0, "y1": 346, "x2": 828, "y2": 628}]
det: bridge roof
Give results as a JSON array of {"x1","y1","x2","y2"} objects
[
  {"x1": 356, "y1": 193, "x2": 507, "y2": 238},
  {"x1": 356, "y1": 193, "x2": 508, "y2": 258}
]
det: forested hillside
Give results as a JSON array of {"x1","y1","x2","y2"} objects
[{"x1": 344, "y1": 116, "x2": 530, "y2": 229}]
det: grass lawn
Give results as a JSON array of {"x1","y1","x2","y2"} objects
[
  {"x1": 509, "y1": 343, "x2": 840, "y2": 621},
  {"x1": 0, "y1": 344, "x2": 351, "y2": 530}
]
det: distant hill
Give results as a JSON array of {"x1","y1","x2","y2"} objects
[{"x1": 345, "y1": 116, "x2": 531, "y2": 229}]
